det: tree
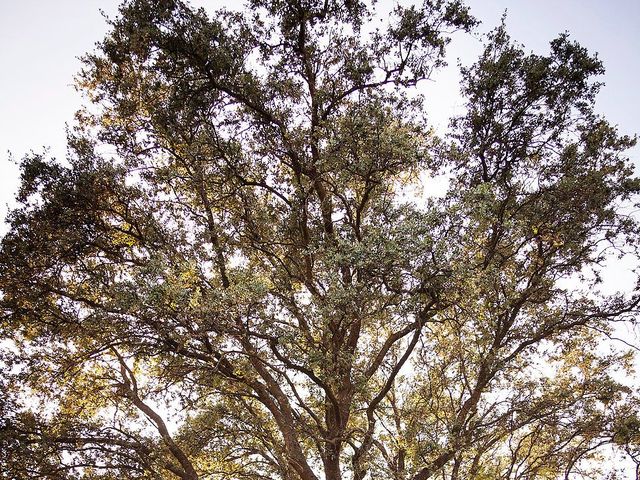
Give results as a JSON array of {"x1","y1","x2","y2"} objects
[{"x1": 1, "y1": 0, "x2": 639, "y2": 478}]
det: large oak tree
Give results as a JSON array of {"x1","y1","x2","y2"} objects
[{"x1": 1, "y1": 0, "x2": 640, "y2": 479}]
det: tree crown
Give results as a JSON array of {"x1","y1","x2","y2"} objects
[{"x1": 1, "y1": 1, "x2": 639, "y2": 479}]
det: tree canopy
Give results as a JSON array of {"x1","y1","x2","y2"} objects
[{"x1": 1, "y1": 0, "x2": 640, "y2": 479}]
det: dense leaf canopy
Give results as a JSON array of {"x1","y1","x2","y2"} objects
[{"x1": 1, "y1": 1, "x2": 640, "y2": 479}]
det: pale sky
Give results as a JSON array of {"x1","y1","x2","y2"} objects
[{"x1": 1, "y1": 0, "x2": 639, "y2": 220}]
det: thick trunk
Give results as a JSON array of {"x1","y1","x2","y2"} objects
[{"x1": 323, "y1": 443, "x2": 342, "y2": 480}]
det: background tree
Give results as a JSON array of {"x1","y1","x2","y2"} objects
[{"x1": 1, "y1": 0, "x2": 639, "y2": 479}]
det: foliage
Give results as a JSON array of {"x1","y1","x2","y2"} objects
[{"x1": 1, "y1": 1, "x2": 639, "y2": 479}]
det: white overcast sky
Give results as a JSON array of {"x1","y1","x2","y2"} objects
[{"x1": 1, "y1": 0, "x2": 639, "y2": 222}]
